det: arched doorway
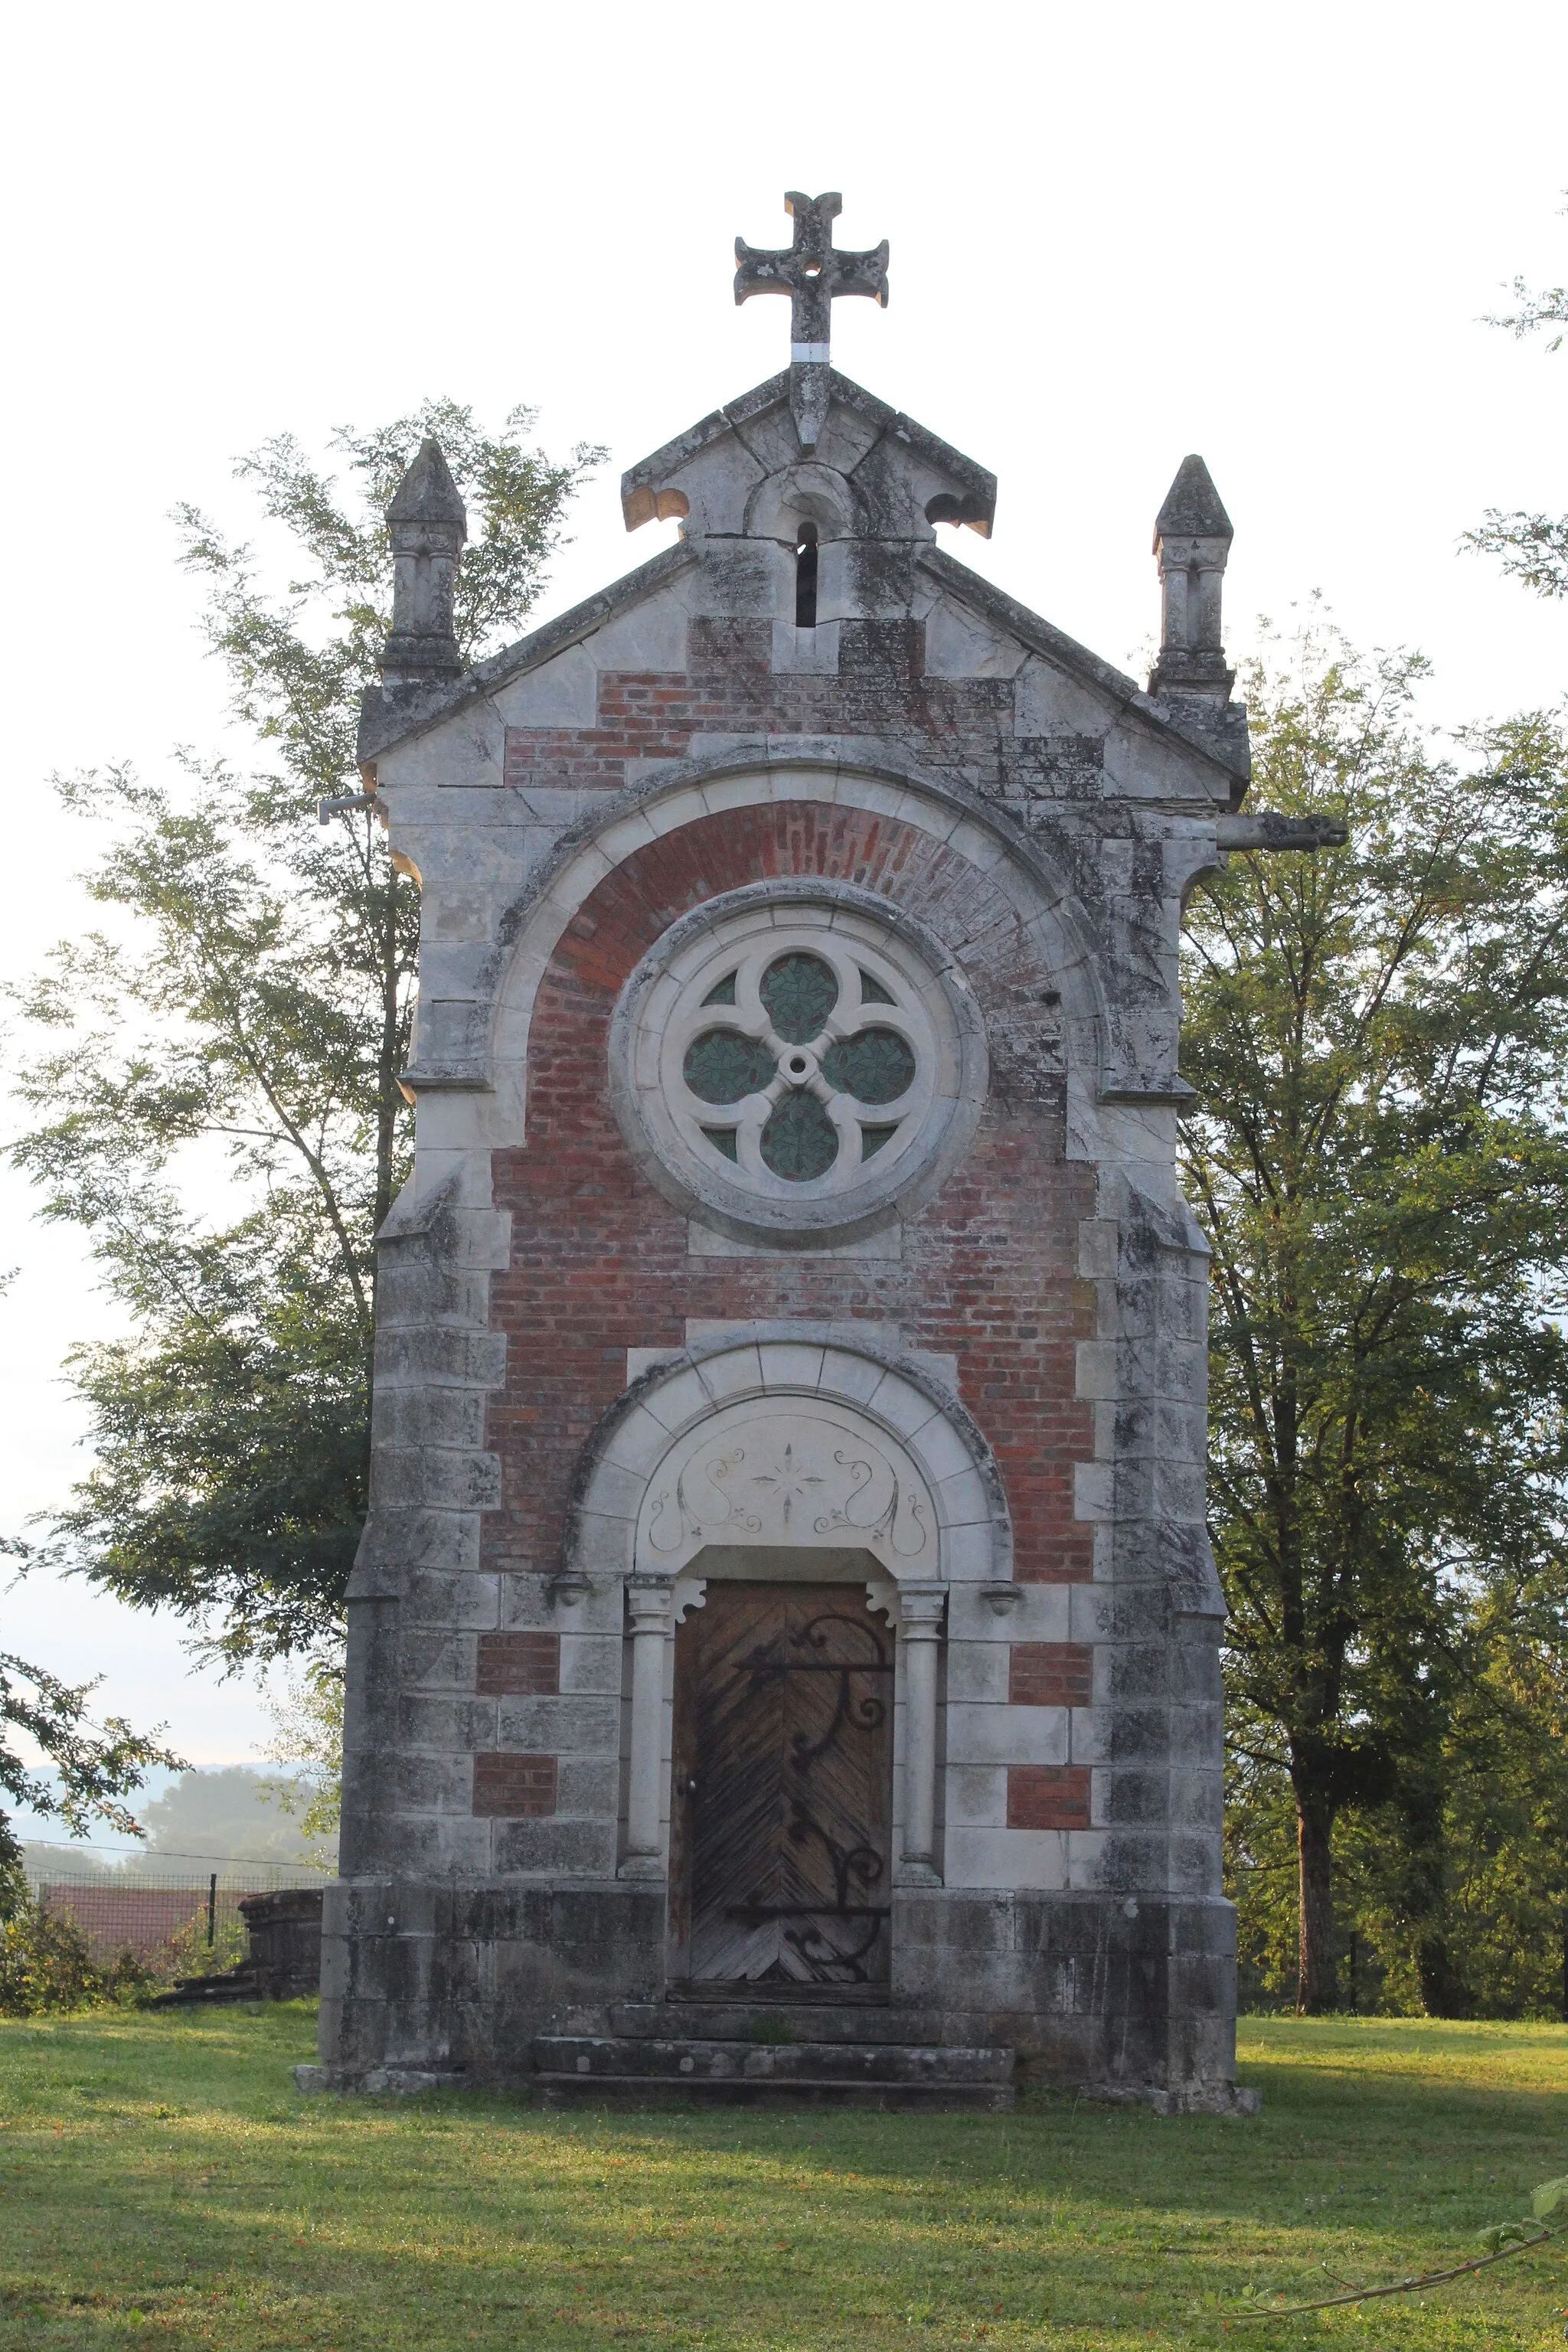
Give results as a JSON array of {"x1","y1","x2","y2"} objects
[{"x1": 670, "y1": 1560, "x2": 895, "y2": 1992}]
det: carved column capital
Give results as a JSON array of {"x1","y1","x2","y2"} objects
[
  {"x1": 626, "y1": 1574, "x2": 676, "y2": 1635},
  {"x1": 897, "y1": 1582, "x2": 949, "y2": 1635}
]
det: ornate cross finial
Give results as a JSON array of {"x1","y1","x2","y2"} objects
[{"x1": 734, "y1": 191, "x2": 889, "y2": 449}]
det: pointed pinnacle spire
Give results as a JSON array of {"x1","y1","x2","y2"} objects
[
  {"x1": 387, "y1": 436, "x2": 468, "y2": 532},
  {"x1": 381, "y1": 438, "x2": 467, "y2": 685},
  {"x1": 1149, "y1": 454, "x2": 1234, "y2": 703},
  {"x1": 1153, "y1": 454, "x2": 1233, "y2": 550}
]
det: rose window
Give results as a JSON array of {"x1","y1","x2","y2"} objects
[
  {"x1": 681, "y1": 949, "x2": 920, "y2": 1183},
  {"x1": 609, "y1": 890, "x2": 987, "y2": 1249}
]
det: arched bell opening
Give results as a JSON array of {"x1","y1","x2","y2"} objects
[{"x1": 794, "y1": 521, "x2": 819, "y2": 629}]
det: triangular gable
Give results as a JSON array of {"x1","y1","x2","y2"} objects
[
  {"x1": 620, "y1": 368, "x2": 997, "y2": 537},
  {"x1": 358, "y1": 369, "x2": 1246, "y2": 795},
  {"x1": 360, "y1": 534, "x2": 1246, "y2": 792}
]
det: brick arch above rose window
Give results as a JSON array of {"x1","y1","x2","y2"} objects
[{"x1": 482, "y1": 748, "x2": 1110, "y2": 1145}]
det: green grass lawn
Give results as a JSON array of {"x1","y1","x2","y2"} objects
[{"x1": 4, "y1": 2008, "x2": 1568, "y2": 2348}]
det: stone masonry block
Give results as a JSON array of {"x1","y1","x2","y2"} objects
[
  {"x1": 1099, "y1": 1767, "x2": 1173, "y2": 1826},
  {"x1": 945, "y1": 1638, "x2": 1010, "y2": 1704},
  {"x1": 1099, "y1": 1703, "x2": 1174, "y2": 1762},
  {"x1": 361, "y1": 1508, "x2": 483, "y2": 1576},
  {"x1": 373, "y1": 1447, "x2": 502, "y2": 1513},
  {"x1": 946, "y1": 1828, "x2": 1069, "y2": 1893},
  {"x1": 400, "y1": 1631, "x2": 479, "y2": 1689},
  {"x1": 374, "y1": 1387, "x2": 490, "y2": 1452},
  {"x1": 498, "y1": 1575, "x2": 606, "y2": 1632},
  {"x1": 402, "y1": 1569, "x2": 501, "y2": 1631},
  {"x1": 377, "y1": 1327, "x2": 508, "y2": 1390},
  {"x1": 390, "y1": 1753, "x2": 475, "y2": 1814},
  {"x1": 949, "y1": 1701, "x2": 1069, "y2": 1768},
  {"x1": 490, "y1": 1819, "x2": 619, "y2": 1876},
  {"x1": 560, "y1": 1634, "x2": 623, "y2": 1695},
  {"x1": 555, "y1": 1756, "x2": 621, "y2": 1818},
  {"x1": 495, "y1": 1695, "x2": 620, "y2": 1753},
  {"x1": 400, "y1": 1694, "x2": 498, "y2": 1752},
  {"x1": 945, "y1": 1763, "x2": 1008, "y2": 1828}
]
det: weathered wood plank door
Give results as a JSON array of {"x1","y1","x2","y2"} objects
[{"x1": 671, "y1": 1581, "x2": 893, "y2": 1989}]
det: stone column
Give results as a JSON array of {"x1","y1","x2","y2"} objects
[
  {"x1": 619, "y1": 1575, "x2": 675, "y2": 1879},
  {"x1": 896, "y1": 1583, "x2": 947, "y2": 1885}
]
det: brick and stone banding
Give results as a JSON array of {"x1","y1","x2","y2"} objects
[{"x1": 313, "y1": 322, "x2": 1277, "y2": 2116}]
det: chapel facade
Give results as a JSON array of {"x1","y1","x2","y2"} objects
[{"x1": 311, "y1": 194, "x2": 1325, "y2": 2109}]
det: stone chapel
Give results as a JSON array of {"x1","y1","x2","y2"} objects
[{"x1": 310, "y1": 193, "x2": 1331, "y2": 2109}]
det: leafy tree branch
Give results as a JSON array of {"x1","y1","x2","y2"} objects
[{"x1": 5, "y1": 402, "x2": 599, "y2": 1668}]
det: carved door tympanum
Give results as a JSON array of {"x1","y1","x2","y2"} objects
[{"x1": 671, "y1": 1581, "x2": 893, "y2": 1990}]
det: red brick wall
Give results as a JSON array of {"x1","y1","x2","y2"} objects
[
  {"x1": 1008, "y1": 1643, "x2": 1094, "y2": 1707},
  {"x1": 1005, "y1": 1766, "x2": 1093, "y2": 1831},
  {"x1": 475, "y1": 1632, "x2": 560, "y2": 1696},
  {"x1": 472, "y1": 1755, "x2": 558, "y2": 1818},
  {"x1": 500, "y1": 621, "x2": 1032, "y2": 797},
  {"x1": 483, "y1": 796, "x2": 1096, "y2": 1598}
]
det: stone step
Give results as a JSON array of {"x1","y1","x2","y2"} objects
[
  {"x1": 534, "y1": 2035, "x2": 1016, "y2": 2110},
  {"x1": 609, "y1": 2000, "x2": 954, "y2": 2046},
  {"x1": 151, "y1": 1966, "x2": 265, "y2": 2008}
]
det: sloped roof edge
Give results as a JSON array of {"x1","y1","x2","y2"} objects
[
  {"x1": 355, "y1": 498, "x2": 1247, "y2": 792},
  {"x1": 619, "y1": 368, "x2": 997, "y2": 534},
  {"x1": 357, "y1": 540, "x2": 700, "y2": 766},
  {"x1": 916, "y1": 545, "x2": 1251, "y2": 789}
]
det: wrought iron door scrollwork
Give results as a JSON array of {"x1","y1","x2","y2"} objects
[{"x1": 724, "y1": 1606, "x2": 893, "y2": 1984}]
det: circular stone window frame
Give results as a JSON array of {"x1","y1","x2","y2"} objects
[{"x1": 608, "y1": 880, "x2": 988, "y2": 1250}]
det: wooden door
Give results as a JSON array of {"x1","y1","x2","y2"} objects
[{"x1": 670, "y1": 1582, "x2": 893, "y2": 1990}]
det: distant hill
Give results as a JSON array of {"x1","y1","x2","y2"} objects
[{"x1": 24, "y1": 1766, "x2": 335, "y2": 1880}]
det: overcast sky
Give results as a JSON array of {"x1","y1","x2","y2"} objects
[{"x1": 2, "y1": 0, "x2": 1564, "y2": 1784}]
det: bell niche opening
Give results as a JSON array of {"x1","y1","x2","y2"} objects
[{"x1": 795, "y1": 522, "x2": 819, "y2": 629}]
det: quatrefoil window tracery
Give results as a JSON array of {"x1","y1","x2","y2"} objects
[
  {"x1": 679, "y1": 945, "x2": 923, "y2": 1183},
  {"x1": 609, "y1": 887, "x2": 985, "y2": 1246}
]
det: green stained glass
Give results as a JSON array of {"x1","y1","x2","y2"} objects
[
  {"x1": 760, "y1": 1091, "x2": 838, "y2": 1181},
  {"x1": 701, "y1": 1127, "x2": 740, "y2": 1161},
  {"x1": 702, "y1": 972, "x2": 737, "y2": 1006},
  {"x1": 684, "y1": 1028, "x2": 776, "y2": 1104},
  {"x1": 821, "y1": 1027, "x2": 916, "y2": 1106},
  {"x1": 859, "y1": 969, "x2": 895, "y2": 1004},
  {"x1": 760, "y1": 952, "x2": 838, "y2": 1044},
  {"x1": 861, "y1": 1123, "x2": 898, "y2": 1159}
]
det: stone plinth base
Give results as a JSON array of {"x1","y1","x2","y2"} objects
[{"x1": 315, "y1": 1877, "x2": 1247, "y2": 2110}]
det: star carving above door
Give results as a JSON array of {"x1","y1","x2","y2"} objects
[{"x1": 748, "y1": 1444, "x2": 825, "y2": 1526}]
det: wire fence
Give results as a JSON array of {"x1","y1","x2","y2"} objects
[{"x1": 21, "y1": 1844, "x2": 335, "y2": 1977}]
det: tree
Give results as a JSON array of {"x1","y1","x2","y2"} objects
[
  {"x1": 1465, "y1": 252, "x2": 1568, "y2": 597},
  {"x1": 0, "y1": 1643, "x2": 183, "y2": 1899},
  {"x1": 257, "y1": 1657, "x2": 343, "y2": 1851},
  {"x1": 1226, "y1": 1569, "x2": 1568, "y2": 2020},
  {"x1": 1181, "y1": 619, "x2": 1568, "y2": 2011},
  {"x1": 6, "y1": 402, "x2": 601, "y2": 1666}
]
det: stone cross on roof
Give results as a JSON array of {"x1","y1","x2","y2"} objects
[{"x1": 734, "y1": 191, "x2": 889, "y2": 450}]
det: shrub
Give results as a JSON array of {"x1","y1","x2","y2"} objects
[
  {"x1": 161, "y1": 1901, "x2": 249, "y2": 1981},
  {"x1": 0, "y1": 1896, "x2": 157, "y2": 2015}
]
